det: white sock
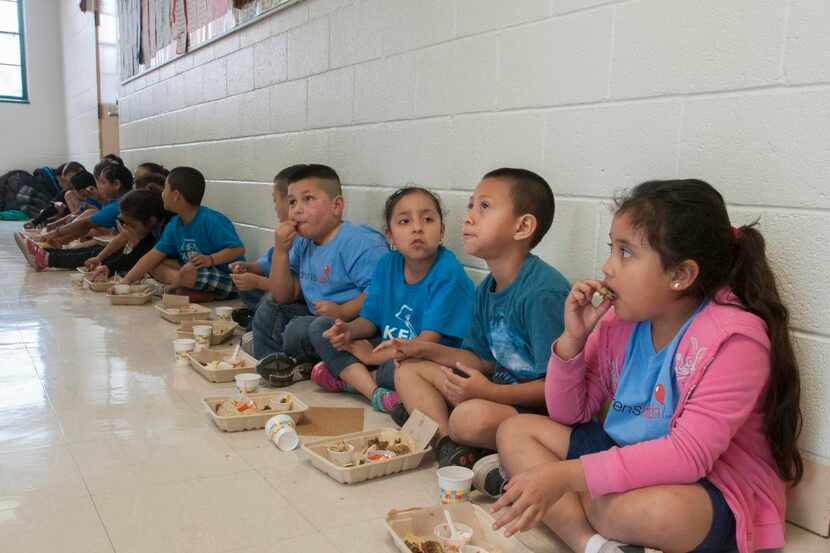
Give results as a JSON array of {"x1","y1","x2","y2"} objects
[{"x1": 585, "y1": 534, "x2": 609, "y2": 553}]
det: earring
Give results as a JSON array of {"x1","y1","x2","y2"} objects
[{"x1": 672, "y1": 282, "x2": 680, "y2": 289}]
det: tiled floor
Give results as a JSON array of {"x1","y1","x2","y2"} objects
[{"x1": 0, "y1": 222, "x2": 826, "y2": 553}]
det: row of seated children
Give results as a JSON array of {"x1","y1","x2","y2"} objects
[
  {"x1": 13, "y1": 159, "x2": 802, "y2": 553},
  {"x1": 222, "y1": 165, "x2": 800, "y2": 553}
]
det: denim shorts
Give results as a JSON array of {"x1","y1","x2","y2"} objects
[{"x1": 566, "y1": 421, "x2": 738, "y2": 553}]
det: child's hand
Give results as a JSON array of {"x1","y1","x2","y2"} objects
[
  {"x1": 229, "y1": 262, "x2": 246, "y2": 274},
  {"x1": 275, "y1": 221, "x2": 298, "y2": 253},
  {"x1": 490, "y1": 462, "x2": 569, "y2": 537},
  {"x1": 314, "y1": 300, "x2": 342, "y2": 320},
  {"x1": 373, "y1": 339, "x2": 424, "y2": 363},
  {"x1": 91, "y1": 265, "x2": 110, "y2": 282},
  {"x1": 322, "y1": 319, "x2": 352, "y2": 350},
  {"x1": 84, "y1": 257, "x2": 101, "y2": 270},
  {"x1": 230, "y1": 272, "x2": 258, "y2": 291},
  {"x1": 190, "y1": 253, "x2": 213, "y2": 268},
  {"x1": 558, "y1": 279, "x2": 614, "y2": 360},
  {"x1": 24, "y1": 222, "x2": 33, "y2": 230},
  {"x1": 442, "y1": 362, "x2": 491, "y2": 405}
]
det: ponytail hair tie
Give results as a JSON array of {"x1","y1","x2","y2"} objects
[{"x1": 732, "y1": 226, "x2": 742, "y2": 240}]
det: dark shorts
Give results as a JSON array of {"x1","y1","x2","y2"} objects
[{"x1": 566, "y1": 421, "x2": 738, "y2": 553}]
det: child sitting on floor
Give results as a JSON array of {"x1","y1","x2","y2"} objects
[
  {"x1": 308, "y1": 186, "x2": 475, "y2": 414},
  {"x1": 489, "y1": 179, "x2": 803, "y2": 553},
  {"x1": 392, "y1": 168, "x2": 570, "y2": 468},
  {"x1": 120, "y1": 166, "x2": 245, "y2": 301},
  {"x1": 251, "y1": 164, "x2": 388, "y2": 380}
]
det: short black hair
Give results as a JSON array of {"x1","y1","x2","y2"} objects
[
  {"x1": 483, "y1": 168, "x2": 555, "y2": 248},
  {"x1": 134, "y1": 173, "x2": 166, "y2": 192},
  {"x1": 101, "y1": 162, "x2": 134, "y2": 194},
  {"x1": 70, "y1": 170, "x2": 96, "y2": 191},
  {"x1": 285, "y1": 164, "x2": 341, "y2": 198},
  {"x1": 137, "y1": 162, "x2": 169, "y2": 177},
  {"x1": 93, "y1": 159, "x2": 112, "y2": 178},
  {"x1": 62, "y1": 161, "x2": 85, "y2": 177},
  {"x1": 167, "y1": 166, "x2": 206, "y2": 205},
  {"x1": 104, "y1": 153, "x2": 124, "y2": 165},
  {"x1": 118, "y1": 189, "x2": 165, "y2": 224},
  {"x1": 273, "y1": 164, "x2": 305, "y2": 197}
]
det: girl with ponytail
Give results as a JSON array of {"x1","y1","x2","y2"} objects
[{"x1": 486, "y1": 179, "x2": 801, "y2": 553}]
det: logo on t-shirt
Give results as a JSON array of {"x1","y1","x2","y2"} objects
[
  {"x1": 382, "y1": 304, "x2": 415, "y2": 340},
  {"x1": 181, "y1": 238, "x2": 201, "y2": 262},
  {"x1": 318, "y1": 264, "x2": 332, "y2": 284}
]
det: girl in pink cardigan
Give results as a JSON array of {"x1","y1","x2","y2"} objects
[{"x1": 485, "y1": 180, "x2": 803, "y2": 553}]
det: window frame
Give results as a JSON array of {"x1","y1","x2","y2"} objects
[{"x1": 0, "y1": 0, "x2": 28, "y2": 104}]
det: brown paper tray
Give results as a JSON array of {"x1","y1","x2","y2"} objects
[
  {"x1": 301, "y1": 410, "x2": 438, "y2": 484},
  {"x1": 202, "y1": 391, "x2": 308, "y2": 432},
  {"x1": 155, "y1": 294, "x2": 212, "y2": 323},
  {"x1": 187, "y1": 348, "x2": 258, "y2": 383},
  {"x1": 107, "y1": 285, "x2": 154, "y2": 305},
  {"x1": 386, "y1": 503, "x2": 533, "y2": 553},
  {"x1": 83, "y1": 277, "x2": 117, "y2": 292},
  {"x1": 177, "y1": 319, "x2": 238, "y2": 345}
]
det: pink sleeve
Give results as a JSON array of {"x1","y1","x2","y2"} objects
[
  {"x1": 580, "y1": 335, "x2": 770, "y2": 497},
  {"x1": 545, "y1": 324, "x2": 613, "y2": 425}
]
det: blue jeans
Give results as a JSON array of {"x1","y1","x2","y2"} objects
[
  {"x1": 307, "y1": 317, "x2": 397, "y2": 389},
  {"x1": 251, "y1": 298, "x2": 318, "y2": 361},
  {"x1": 239, "y1": 288, "x2": 266, "y2": 311}
]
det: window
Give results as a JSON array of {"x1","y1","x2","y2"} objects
[{"x1": 0, "y1": 0, "x2": 26, "y2": 102}]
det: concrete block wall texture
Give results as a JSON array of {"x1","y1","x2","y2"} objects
[{"x1": 117, "y1": 0, "x2": 830, "y2": 466}]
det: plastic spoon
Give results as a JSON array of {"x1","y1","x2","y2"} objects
[
  {"x1": 444, "y1": 509, "x2": 459, "y2": 540},
  {"x1": 232, "y1": 343, "x2": 240, "y2": 363}
]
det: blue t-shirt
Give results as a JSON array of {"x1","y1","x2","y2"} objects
[
  {"x1": 89, "y1": 199, "x2": 120, "y2": 229},
  {"x1": 360, "y1": 247, "x2": 475, "y2": 347},
  {"x1": 258, "y1": 247, "x2": 274, "y2": 275},
  {"x1": 462, "y1": 255, "x2": 570, "y2": 384},
  {"x1": 83, "y1": 197, "x2": 103, "y2": 210},
  {"x1": 154, "y1": 206, "x2": 244, "y2": 272},
  {"x1": 288, "y1": 221, "x2": 388, "y2": 313}
]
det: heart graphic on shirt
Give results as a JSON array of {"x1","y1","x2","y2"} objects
[{"x1": 654, "y1": 384, "x2": 666, "y2": 405}]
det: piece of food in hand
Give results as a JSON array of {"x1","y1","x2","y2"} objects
[{"x1": 591, "y1": 286, "x2": 616, "y2": 307}]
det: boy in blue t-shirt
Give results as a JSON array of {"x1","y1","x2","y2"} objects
[
  {"x1": 392, "y1": 168, "x2": 570, "y2": 471},
  {"x1": 251, "y1": 164, "x2": 388, "y2": 375},
  {"x1": 229, "y1": 166, "x2": 300, "y2": 326},
  {"x1": 121, "y1": 167, "x2": 245, "y2": 300}
]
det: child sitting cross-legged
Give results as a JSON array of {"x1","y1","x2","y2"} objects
[
  {"x1": 120, "y1": 167, "x2": 245, "y2": 301},
  {"x1": 307, "y1": 186, "x2": 475, "y2": 413},
  {"x1": 391, "y1": 168, "x2": 570, "y2": 468}
]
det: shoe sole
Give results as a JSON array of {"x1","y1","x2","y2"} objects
[{"x1": 472, "y1": 453, "x2": 501, "y2": 497}]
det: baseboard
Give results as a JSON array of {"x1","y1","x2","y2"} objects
[{"x1": 786, "y1": 452, "x2": 830, "y2": 537}]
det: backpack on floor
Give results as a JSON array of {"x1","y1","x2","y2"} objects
[
  {"x1": 15, "y1": 167, "x2": 61, "y2": 217},
  {"x1": 0, "y1": 169, "x2": 32, "y2": 211}
]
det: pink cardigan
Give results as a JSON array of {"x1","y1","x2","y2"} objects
[{"x1": 546, "y1": 292, "x2": 786, "y2": 553}]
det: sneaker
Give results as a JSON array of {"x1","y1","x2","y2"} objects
[
  {"x1": 472, "y1": 453, "x2": 505, "y2": 498},
  {"x1": 435, "y1": 436, "x2": 485, "y2": 468},
  {"x1": 598, "y1": 542, "x2": 646, "y2": 553},
  {"x1": 232, "y1": 307, "x2": 254, "y2": 329},
  {"x1": 311, "y1": 362, "x2": 348, "y2": 392},
  {"x1": 293, "y1": 361, "x2": 314, "y2": 382},
  {"x1": 33, "y1": 246, "x2": 49, "y2": 271},
  {"x1": 240, "y1": 331, "x2": 254, "y2": 356},
  {"x1": 370, "y1": 387, "x2": 401, "y2": 414},
  {"x1": 390, "y1": 402, "x2": 409, "y2": 427}
]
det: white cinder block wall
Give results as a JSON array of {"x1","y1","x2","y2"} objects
[{"x1": 118, "y1": 0, "x2": 830, "y2": 465}]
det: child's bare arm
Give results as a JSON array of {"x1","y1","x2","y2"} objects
[
  {"x1": 192, "y1": 246, "x2": 245, "y2": 268},
  {"x1": 122, "y1": 249, "x2": 166, "y2": 284},
  {"x1": 375, "y1": 339, "x2": 495, "y2": 373},
  {"x1": 315, "y1": 293, "x2": 366, "y2": 322}
]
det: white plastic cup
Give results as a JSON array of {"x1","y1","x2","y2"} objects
[
  {"x1": 434, "y1": 522, "x2": 474, "y2": 550},
  {"x1": 326, "y1": 443, "x2": 355, "y2": 466},
  {"x1": 234, "y1": 373, "x2": 260, "y2": 393},
  {"x1": 215, "y1": 306, "x2": 233, "y2": 321},
  {"x1": 173, "y1": 338, "x2": 196, "y2": 366},
  {"x1": 437, "y1": 466, "x2": 474, "y2": 504},
  {"x1": 265, "y1": 414, "x2": 299, "y2": 451},
  {"x1": 193, "y1": 325, "x2": 212, "y2": 350},
  {"x1": 69, "y1": 273, "x2": 84, "y2": 288}
]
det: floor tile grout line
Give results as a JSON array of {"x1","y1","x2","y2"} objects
[{"x1": 65, "y1": 445, "x2": 119, "y2": 553}]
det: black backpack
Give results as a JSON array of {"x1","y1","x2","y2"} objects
[{"x1": 0, "y1": 169, "x2": 32, "y2": 211}]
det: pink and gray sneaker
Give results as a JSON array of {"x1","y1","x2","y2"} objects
[
  {"x1": 371, "y1": 387, "x2": 401, "y2": 414},
  {"x1": 311, "y1": 362, "x2": 348, "y2": 392}
]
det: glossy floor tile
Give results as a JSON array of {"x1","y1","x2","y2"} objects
[{"x1": 0, "y1": 222, "x2": 826, "y2": 552}]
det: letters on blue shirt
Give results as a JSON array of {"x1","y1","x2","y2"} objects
[
  {"x1": 153, "y1": 206, "x2": 244, "y2": 272},
  {"x1": 89, "y1": 199, "x2": 120, "y2": 229},
  {"x1": 462, "y1": 255, "x2": 570, "y2": 384},
  {"x1": 360, "y1": 246, "x2": 475, "y2": 347},
  {"x1": 287, "y1": 221, "x2": 388, "y2": 313}
]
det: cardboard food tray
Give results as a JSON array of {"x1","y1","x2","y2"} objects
[
  {"x1": 386, "y1": 502, "x2": 534, "y2": 553},
  {"x1": 301, "y1": 410, "x2": 438, "y2": 484},
  {"x1": 187, "y1": 348, "x2": 258, "y2": 383},
  {"x1": 155, "y1": 294, "x2": 212, "y2": 323},
  {"x1": 75, "y1": 266, "x2": 91, "y2": 274},
  {"x1": 202, "y1": 391, "x2": 309, "y2": 432},
  {"x1": 93, "y1": 235, "x2": 116, "y2": 245},
  {"x1": 177, "y1": 319, "x2": 238, "y2": 345},
  {"x1": 107, "y1": 285, "x2": 154, "y2": 305},
  {"x1": 83, "y1": 277, "x2": 117, "y2": 292}
]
